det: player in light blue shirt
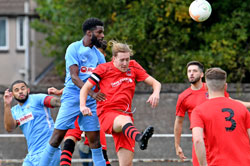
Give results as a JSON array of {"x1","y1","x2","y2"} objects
[
  {"x1": 39, "y1": 18, "x2": 106, "y2": 166},
  {"x1": 3, "y1": 80, "x2": 61, "y2": 166}
]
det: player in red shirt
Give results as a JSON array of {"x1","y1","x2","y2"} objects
[
  {"x1": 174, "y1": 61, "x2": 250, "y2": 165},
  {"x1": 79, "y1": 40, "x2": 161, "y2": 166},
  {"x1": 191, "y1": 67, "x2": 250, "y2": 166}
]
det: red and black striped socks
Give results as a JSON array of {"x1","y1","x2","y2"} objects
[{"x1": 122, "y1": 123, "x2": 141, "y2": 142}]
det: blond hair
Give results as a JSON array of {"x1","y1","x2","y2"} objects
[{"x1": 108, "y1": 40, "x2": 133, "y2": 57}]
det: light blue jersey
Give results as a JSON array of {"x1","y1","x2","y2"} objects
[
  {"x1": 11, "y1": 94, "x2": 60, "y2": 165},
  {"x1": 55, "y1": 39, "x2": 106, "y2": 130}
]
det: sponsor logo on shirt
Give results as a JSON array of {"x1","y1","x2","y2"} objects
[
  {"x1": 82, "y1": 58, "x2": 88, "y2": 62},
  {"x1": 111, "y1": 78, "x2": 133, "y2": 87},
  {"x1": 80, "y1": 66, "x2": 95, "y2": 74},
  {"x1": 16, "y1": 112, "x2": 34, "y2": 126}
]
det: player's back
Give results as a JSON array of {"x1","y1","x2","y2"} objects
[{"x1": 196, "y1": 97, "x2": 250, "y2": 165}]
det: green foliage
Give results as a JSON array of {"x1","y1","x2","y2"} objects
[{"x1": 32, "y1": 0, "x2": 250, "y2": 83}]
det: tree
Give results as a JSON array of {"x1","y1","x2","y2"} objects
[{"x1": 32, "y1": 0, "x2": 250, "y2": 83}]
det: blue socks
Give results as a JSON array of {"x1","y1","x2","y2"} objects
[
  {"x1": 39, "y1": 143, "x2": 60, "y2": 166},
  {"x1": 91, "y1": 147, "x2": 106, "y2": 166}
]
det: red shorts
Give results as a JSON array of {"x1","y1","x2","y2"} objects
[
  {"x1": 98, "y1": 109, "x2": 135, "y2": 152},
  {"x1": 65, "y1": 116, "x2": 83, "y2": 141},
  {"x1": 65, "y1": 116, "x2": 107, "y2": 149}
]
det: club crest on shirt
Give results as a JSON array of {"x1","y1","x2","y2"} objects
[
  {"x1": 16, "y1": 112, "x2": 34, "y2": 126},
  {"x1": 205, "y1": 92, "x2": 209, "y2": 99},
  {"x1": 126, "y1": 69, "x2": 132, "y2": 76}
]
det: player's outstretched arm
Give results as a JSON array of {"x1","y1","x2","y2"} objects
[
  {"x1": 232, "y1": 99, "x2": 250, "y2": 109},
  {"x1": 80, "y1": 81, "x2": 94, "y2": 116},
  {"x1": 192, "y1": 127, "x2": 207, "y2": 166},
  {"x1": 143, "y1": 76, "x2": 161, "y2": 108},
  {"x1": 3, "y1": 89, "x2": 17, "y2": 132},
  {"x1": 174, "y1": 116, "x2": 186, "y2": 160}
]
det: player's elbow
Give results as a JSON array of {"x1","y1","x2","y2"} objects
[
  {"x1": 193, "y1": 137, "x2": 203, "y2": 146},
  {"x1": 4, "y1": 125, "x2": 14, "y2": 133}
]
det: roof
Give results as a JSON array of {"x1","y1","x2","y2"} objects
[{"x1": 0, "y1": 0, "x2": 37, "y2": 16}]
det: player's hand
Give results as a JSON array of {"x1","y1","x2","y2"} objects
[
  {"x1": 48, "y1": 87, "x2": 61, "y2": 95},
  {"x1": 4, "y1": 89, "x2": 13, "y2": 105},
  {"x1": 176, "y1": 145, "x2": 187, "y2": 161},
  {"x1": 146, "y1": 93, "x2": 159, "y2": 108},
  {"x1": 80, "y1": 106, "x2": 93, "y2": 116},
  {"x1": 92, "y1": 91, "x2": 106, "y2": 102}
]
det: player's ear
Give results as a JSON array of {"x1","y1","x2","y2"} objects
[
  {"x1": 86, "y1": 30, "x2": 92, "y2": 37},
  {"x1": 201, "y1": 72, "x2": 204, "y2": 78},
  {"x1": 224, "y1": 83, "x2": 227, "y2": 91},
  {"x1": 205, "y1": 83, "x2": 208, "y2": 91},
  {"x1": 27, "y1": 88, "x2": 30, "y2": 94}
]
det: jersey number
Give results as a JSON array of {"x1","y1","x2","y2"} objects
[{"x1": 221, "y1": 108, "x2": 236, "y2": 131}]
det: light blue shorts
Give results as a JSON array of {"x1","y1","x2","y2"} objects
[
  {"x1": 54, "y1": 89, "x2": 100, "y2": 131},
  {"x1": 23, "y1": 149, "x2": 60, "y2": 166}
]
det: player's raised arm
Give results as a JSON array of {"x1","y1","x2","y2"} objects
[
  {"x1": 48, "y1": 87, "x2": 64, "y2": 96},
  {"x1": 143, "y1": 76, "x2": 161, "y2": 108},
  {"x1": 3, "y1": 89, "x2": 17, "y2": 132},
  {"x1": 80, "y1": 80, "x2": 95, "y2": 116}
]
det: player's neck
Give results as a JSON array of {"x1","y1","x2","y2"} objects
[
  {"x1": 208, "y1": 91, "x2": 225, "y2": 99},
  {"x1": 190, "y1": 81, "x2": 203, "y2": 90},
  {"x1": 82, "y1": 37, "x2": 93, "y2": 47}
]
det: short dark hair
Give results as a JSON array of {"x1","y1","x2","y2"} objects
[
  {"x1": 10, "y1": 80, "x2": 28, "y2": 91},
  {"x1": 205, "y1": 67, "x2": 227, "y2": 80},
  {"x1": 205, "y1": 67, "x2": 227, "y2": 91},
  {"x1": 82, "y1": 17, "x2": 104, "y2": 34},
  {"x1": 186, "y1": 61, "x2": 204, "y2": 72}
]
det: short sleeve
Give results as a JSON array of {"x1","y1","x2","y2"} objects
[
  {"x1": 131, "y1": 60, "x2": 149, "y2": 82},
  {"x1": 11, "y1": 108, "x2": 17, "y2": 120},
  {"x1": 32, "y1": 94, "x2": 48, "y2": 106},
  {"x1": 190, "y1": 108, "x2": 204, "y2": 129},
  {"x1": 176, "y1": 96, "x2": 186, "y2": 117},
  {"x1": 65, "y1": 44, "x2": 79, "y2": 68},
  {"x1": 246, "y1": 110, "x2": 250, "y2": 129},
  {"x1": 88, "y1": 64, "x2": 107, "y2": 86}
]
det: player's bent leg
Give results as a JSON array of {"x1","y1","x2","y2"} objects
[
  {"x1": 39, "y1": 129, "x2": 67, "y2": 166},
  {"x1": 60, "y1": 138, "x2": 76, "y2": 166},
  {"x1": 117, "y1": 148, "x2": 134, "y2": 166},
  {"x1": 113, "y1": 115, "x2": 154, "y2": 150},
  {"x1": 51, "y1": 147, "x2": 61, "y2": 166},
  {"x1": 137, "y1": 126, "x2": 154, "y2": 150}
]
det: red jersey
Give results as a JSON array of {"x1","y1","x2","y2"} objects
[
  {"x1": 176, "y1": 83, "x2": 229, "y2": 120},
  {"x1": 88, "y1": 60, "x2": 149, "y2": 115},
  {"x1": 191, "y1": 97, "x2": 250, "y2": 165},
  {"x1": 176, "y1": 83, "x2": 208, "y2": 120}
]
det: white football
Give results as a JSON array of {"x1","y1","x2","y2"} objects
[{"x1": 189, "y1": 0, "x2": 212, "y2": 22}]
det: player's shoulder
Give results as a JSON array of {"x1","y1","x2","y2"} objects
[
  {"x1": 129, "y1": 60, "x2": 139, "y2": 66},
  {"x1": 67, "y1": 40, "x2": 82, "y2": 50},
  {"x1": 178, "y1": 87, "x2": 192, "y2": 100}
]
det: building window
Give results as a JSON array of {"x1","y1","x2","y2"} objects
[
  {"x1": 17, "y1": 17, "x2": 25, "y2": 50},
  {"x1": 0, "y1": 17, "x2": 9, "y2": 50}
]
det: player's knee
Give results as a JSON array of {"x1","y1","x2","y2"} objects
[
  {"x1": 88, "y1": 140, "x2": 102, "y2": 149},
  {"x1": 63, "y1": 139, "x2": 75, "y2": 153},
  {"x1": 50, "y1": 131, "x2": 66, "y2": 147}
]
